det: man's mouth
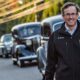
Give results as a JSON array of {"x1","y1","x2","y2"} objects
[{"x1": 69, "y1": 19, "x2": 74, "y2": 22}]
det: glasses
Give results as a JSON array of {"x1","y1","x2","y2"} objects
[{"x1": 64, "y1": 13, "x2": 78, "y2": 16}]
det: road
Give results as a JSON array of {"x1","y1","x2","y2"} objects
[{"x1": 0, "y1": 58, "x2": 42, "y2": 80}]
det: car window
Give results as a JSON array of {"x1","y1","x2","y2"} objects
[
  {"x1": 53, "y1": 22, "x2": 64, "y2": 32},
  {"x1": 41, "y1": 24, "x2": 51, "y2": 37},
  {"x1": 18, "y1": 25, "x2": 41, "y2": 37},
  {"x1": 1, "y1": 34, "x2": 13, "y2": 42}
]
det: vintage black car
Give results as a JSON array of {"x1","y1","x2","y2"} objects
[
  {"x1": 11, "y1": 22, "x2": 41, "y2": 67},
  {"x1": 36, "y1": 15, "x2": 80, "y2": 80},
  {"x1": 0, "y1": 33, "x2": 14, "y2": 58}
]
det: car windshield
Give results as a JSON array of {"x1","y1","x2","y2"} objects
[
  {"x1": 18, "y1": 24, "x2": 41, "y2": 38},
  {"x1": 2, "y1": 34, "x2": 13, "y2": 42}
]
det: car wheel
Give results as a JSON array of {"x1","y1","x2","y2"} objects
[
  {"x1": 2, "y1": 49, "x2": 8, "y2": 58},
  {"x1": 42, "y1": 75, "x2": 45, "y2": 80},
  {"x1": 13, "y1": 61, "x2": 17, "y2": 65},
  {"x1": 17, "y1": 60, "x2": 24, "y2": 67}
]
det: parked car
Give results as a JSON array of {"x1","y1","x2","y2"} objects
[
  {"x1": 0, "y1": 33, "x2": 14, "y2": 58},
  {"x1": 11, "y1": 22, "x2": 41, "y2": 67},
  {"x1": 36, "y1": 15, "x2": 80, "y2": 80},
  {"x1": 0, "y1": 41, "x2": 5, "y2": 57}
]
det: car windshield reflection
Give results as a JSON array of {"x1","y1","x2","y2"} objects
[
  {"x1": 53, "y1": 21, "x2": 64, "y2": 32},
  {"x1": 1, "y1": 34, "x2": 13, "y2": 42},
  {"x1": 18, "y1": 25, "x2": 40, "y2": 38}
]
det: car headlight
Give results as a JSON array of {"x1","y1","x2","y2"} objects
[
  {"x1": 0, "y1": 43, "x2": 4, "y2": 46},
  {"x1": 26, "y1": 39, "x2": 32, "y2": 46}
]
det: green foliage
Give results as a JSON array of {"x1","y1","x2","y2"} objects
[
  {"x1": 64, "y1": 0, "x2": 80, "y2": 6},
  {"x1": 26, "y1": 14, "x2": 35, "y2": 22},
  {"x1": 44, "y1": 0, "x2": 49, "y2": 2},
  {"x1": 42, "y1": 0, "x2": 64, "y2": 19},
  {"x1": 0, "y1": 0, "x2": 64, "y2": 34}
]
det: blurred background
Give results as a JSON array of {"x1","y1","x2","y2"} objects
[
  {"x1": 0, "y1": 0, "x2": 80, "y2": 36},
  {"x1": 0, "y1": 1, "x2": 80, "y2": 80}
]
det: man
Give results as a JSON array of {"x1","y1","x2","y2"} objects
[{"x1": 45, "y1": 2, "x2": 80, "y2": 80}]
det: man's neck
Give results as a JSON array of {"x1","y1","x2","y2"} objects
[
  {"x1": 65, "y1": 23, "x2": 77, "y2": 31},
  {"x1": 69, "y1": 26, "x2": 75, "y2": 31},
  {"x1": 65, "y1": 23, "x2": 77, "y2": 35}
]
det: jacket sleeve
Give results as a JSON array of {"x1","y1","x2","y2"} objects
[{"x1": 45, "y1": 33, "x2": 58, "y2": 80}]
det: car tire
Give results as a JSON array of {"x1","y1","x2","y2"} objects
[
  {"x1": 2, "y1": 48, "x2": 8, "y2": 58},
  {"x1": 42, "y1": 75, "x2": 45, "y2": 80},
  {"x1": 17, "y1": 60, "x2": 24, "y2": 67},
  {"x1": 13, "y1": 61, "x2": 17, "y2": 65}
]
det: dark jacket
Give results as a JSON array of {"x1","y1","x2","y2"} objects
[{"x1": 45, "y1": 21, "x2": 80, "y2": 80}]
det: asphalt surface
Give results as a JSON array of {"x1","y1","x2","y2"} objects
[{"x1": 0, "y1": 58, "x2": 42, "y2": 80}]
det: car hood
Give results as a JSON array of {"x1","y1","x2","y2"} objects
[
  {"x1": 22, "y1": 34, "x2": 41, "y2": 43},
  {"x1": 4, "y1": 41, "x2": 13, "y2": 47},
  {"x1": 22, "y1": 34, "x2": 41, "y2": 39}
]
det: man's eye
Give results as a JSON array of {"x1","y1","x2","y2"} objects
[{"x1": 65, "y1": 13, "x2": 77, "y2": 16}]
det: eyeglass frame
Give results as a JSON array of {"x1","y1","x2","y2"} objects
[{"x1": 63, "y1": 12, "x2": 78, "y2": 17}]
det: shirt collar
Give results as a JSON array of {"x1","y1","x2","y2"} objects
[{"x1": 65, "y1": 23, "x2": 77, "y2": 35}]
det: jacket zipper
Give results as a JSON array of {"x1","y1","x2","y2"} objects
[
  {"x1": 70, "y1": 36, "x2": 75, "y2": 80},
  {"x1": 66, "y1": 39, "x2": 74, "y2": 80}
]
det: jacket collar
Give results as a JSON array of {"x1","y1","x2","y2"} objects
[{"x1": 58, "y1": 20, "x2": 80, "y2": 36}]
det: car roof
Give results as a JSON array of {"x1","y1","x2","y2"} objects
[
  {"x1": 0, "y1": 33, "x2": 13, "y2": 41},
  {"x1": 41, "y1": 14, "x2": 80, "y2": 27},
  {"x1": 11, "y1": 22, "x2": 41, "y2": 31},
  {"x1": 41, "y1": 15, "x2": 64, "y2": 26},
  {"x1": 1, "y1": 33, "x2": 11, "y2": 37}
]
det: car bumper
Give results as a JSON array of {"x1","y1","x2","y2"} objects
[{"x1": 12, "y1": 54, "x2": 37, "y2": 61}]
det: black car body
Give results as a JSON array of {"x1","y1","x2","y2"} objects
[
  {"x1": 0, "y1": 33, "x2": 14, "y2": 58},
  {"x1": 36, "y1": 15, "x2": 80, "y2": 79},
  {"x1": 11, "y1": 22, "x2": 41, "y2": 67}
]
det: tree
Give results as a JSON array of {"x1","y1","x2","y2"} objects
[{"x1": 42, "y1": 0, "x2": 64, "y2": 19}]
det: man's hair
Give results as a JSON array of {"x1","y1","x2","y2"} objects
[{"x1": 61, "y1": 2, "x2": 80, "y2": 16}]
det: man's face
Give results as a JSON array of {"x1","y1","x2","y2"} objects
[{"x1": 63, "y1": 6, "x2": 78, "y2": 27}]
